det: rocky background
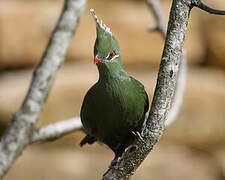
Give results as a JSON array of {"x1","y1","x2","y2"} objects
[{"x1": 0, "y1": 0, "x2": 225, "y2": 179}]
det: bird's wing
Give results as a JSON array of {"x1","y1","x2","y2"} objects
[{"x1": 130, "y1": 77, "x2": 149, "y2": 115}]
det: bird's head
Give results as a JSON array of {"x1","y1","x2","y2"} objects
[{"x1": 90, "y1": 9, "x2": 122, "y2": 69}]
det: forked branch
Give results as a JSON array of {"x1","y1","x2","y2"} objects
[{"x1": 0, "y1": 0, "x2": 86, "y2": 178}]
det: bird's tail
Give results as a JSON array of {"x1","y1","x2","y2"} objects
[{"x1": 80, "y1": 134, "x2": 97, "y2": 146}]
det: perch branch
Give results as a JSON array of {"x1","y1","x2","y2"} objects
[
  {"x1": 166, "y1": 52, "x2": 187, "y2": 126},
  {"x1": 192, "y1": 0, "x2": 225, "y2": 15},
  {"x1": 103, "y1": 0, "x2": 192, "y2": 179},
  {"x1": 146, "y1": 0, "x2": 187, "y2": 127},
  {"x1": 31, "y1": 117, "x2": 83, "y2": 143},
  {"x1": 0, "y1": 0, "x2": 86, "y2": 178}
]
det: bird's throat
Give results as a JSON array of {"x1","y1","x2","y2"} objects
[{"x1": 97, "y1": 62, "x2": 127, "y2": 81}]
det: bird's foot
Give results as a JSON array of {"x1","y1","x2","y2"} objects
[{"x1": 132, "y1": 131, "x2": 144, "y2": 142}]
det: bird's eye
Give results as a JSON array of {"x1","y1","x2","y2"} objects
[{"x1": 107, "y1": 50, "x2": 116, "y2": 60}]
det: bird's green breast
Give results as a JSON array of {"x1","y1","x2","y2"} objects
[{"x1": 80, "y1": 74, "x2": 148, "y2": 148}]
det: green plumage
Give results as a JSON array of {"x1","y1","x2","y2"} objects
[{"x1": 80, "y1": 9, "x2": 149, "y2": 164}]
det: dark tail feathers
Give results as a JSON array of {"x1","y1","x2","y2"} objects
[{"x1": 80, "y1": 134, "x2": 97, "y2": 147}]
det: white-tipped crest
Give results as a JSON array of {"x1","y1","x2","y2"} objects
[{"x1": 90, "y1": 8, "x2": 113, "y2": 36}]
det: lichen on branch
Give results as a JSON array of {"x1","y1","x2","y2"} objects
[{"x1": 0, "y1": 0, "x2": 86, "y2": 178}]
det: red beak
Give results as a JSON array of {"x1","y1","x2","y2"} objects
[{"x1": 94, "y1": 56, "x2": 102, "y2": 64}]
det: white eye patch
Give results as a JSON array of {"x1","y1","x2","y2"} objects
[
  {"x1": 96, "y1": 52, "x2": 119, "y2": 62},
  {"x1": 105, "y1": 54, "x2": 119, "y2": 61},
  {"x1": 105, "y1": 51, "x2": 119, "y2": 61}
]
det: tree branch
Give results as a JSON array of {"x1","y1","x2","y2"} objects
[
  {"x1": 146, "y1": 0, "x2": 167, "y2": 37},
  {"x1": 0, "y1": 0, "x2": 86, "y2": 178},
  {"x1": 192, "y1": 0, "x2": 225, "y2": 15},
  {"x1": 166, "y1": 52, "x2": 187, "y2": 127},
  {"x1": 31, "y1": 117, "x2": 83, "y2": 143},
  {"x1": 146, "y1": 0, "x2": 187, "y2": 127},
  {"x1": 103, "y1": 0, "x2": 192, "y2": 179}
]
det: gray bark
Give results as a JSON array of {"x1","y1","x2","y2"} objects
[
  {"x1": 0, "y1": 0, "x2": 86, "y2": 178},
  {"x1": 146, "y1": 0, "x2": 187, "y2": 127},
  {"x1": 31, "y1": 117, "x2": 83, "y2": 143}
]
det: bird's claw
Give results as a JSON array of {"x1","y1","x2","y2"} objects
[{"x1": 132, "y1": 131, "x2": 144, "y2": 142}]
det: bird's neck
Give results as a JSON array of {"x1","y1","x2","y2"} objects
[{"x1": 97, "y1": 62, "x2": 128, "y2": 82}]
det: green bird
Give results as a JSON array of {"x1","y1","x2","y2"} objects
[{"x1": 80, "y1": 9, "x2": 149, "y2": 167}]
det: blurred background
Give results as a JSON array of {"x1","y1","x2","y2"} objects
[{"x1": 0, "y1": 0, "x2": 225, "y2": 179}]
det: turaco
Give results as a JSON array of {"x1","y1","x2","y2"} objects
[{"x1": 80, "y1": 8, "x2": 149, "y2": 168}]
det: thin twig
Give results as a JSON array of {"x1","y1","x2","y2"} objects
[
  {"x1": 192, "y1": 0, "x2": 225, "y2": 15},
  {"x1": 0, "y1": 0, "x2": 86, "y2": 178},
  {"x1": 31, "y1": 117, "x2": 83, "y2": 143},
  {"x1": 146, "y1": 0, "x2": 167, "y2": 37}
]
